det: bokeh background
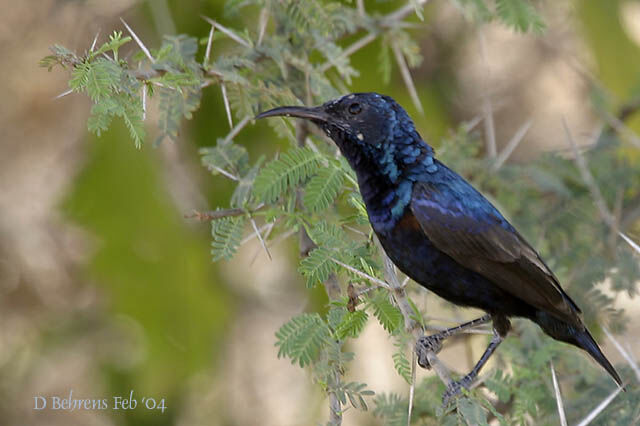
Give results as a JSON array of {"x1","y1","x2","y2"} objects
[{"x1": 2, "y1": 0, "x2": 640, "y2": 425}]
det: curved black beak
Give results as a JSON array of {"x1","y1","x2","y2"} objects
[{"x1": 255, "y1": 106, "x2": 329, "y2": 122}]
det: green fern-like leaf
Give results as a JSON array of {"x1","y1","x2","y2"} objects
[
  {"x1": 253, "y1": 147, "x2": 320, "y2": 203},
  {"x1": 369, "y1": 291, "x2": 402, "y2": 333},
  {"x1": 484, "y1": 370, "x2": 513, "y2": 403},
  {"x1": 299, "y1": 247, "x2": 339, "y2": 288},
  {"x1": 456, "y1": 397, "x2": 489, "y2": 425},
  {"x1": 119, "y1": 95, "x2": 145, "y2": 148},
  {"x1": 307, "y1": 221, "x2": 350, "y2": 249},
  {"x1": 211, "y1": 216, "x2": 246, "y2": 261},
  {"x1": 231, "y1": 158, "x2": 264, "y2": 207},
  {"x1": 456, "y1": 0, "x2": 493, "y2": 22},
  {"x1": 70, "y1": 58, "x2": 121, "y2": 101},
  {"x1": 335, "y1": 310, "x2": 368, "y2": 339},
  {"x1": 86, "y1": 92, "x2": 145, "y2": 147},
  {"x1": 200, "y1": 140, "x2": 249, "y2": 177},
  {"x1": 87, "y1": 98, "x2": 117, "y2": 136},
  {"x1": 341, "y1": 381, "x2": 375, "y2": 411},
  {"x1": 303, "y1": 164, "x2": 345, "y2": 212},
  {"x1": 495, "y1": 0, "x2": 545, "y2": 33},
  {"x1": 155, "y1": 85, "x2": 202, "y2": 144},
  {"x1": 91, "y1": 31, "x2": 131, "y2": 60},
  {"x1": 275, "y1": 313, "x2": 331, "y2": 367},
  {"x1": 392, "y1": 348, "x2": 412, "y2": 384}
]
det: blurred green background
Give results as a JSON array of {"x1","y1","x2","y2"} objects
[{"x1": 1, "y1": 0, "x2": 639, "y2": 425}]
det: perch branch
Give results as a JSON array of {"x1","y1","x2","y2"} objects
[{"x1": 378, "y1": 241, "x2": 453, "y2": 387}]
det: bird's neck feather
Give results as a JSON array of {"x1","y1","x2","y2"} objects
[{"x1": 337, "y1": 138, "x2": 438, "y2": 233}]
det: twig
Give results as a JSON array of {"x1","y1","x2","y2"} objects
[
  {"x1": 185, "y1": 204, "x2": 264, "y2": 222},
  {"x1": 550, "y1": 362, "x2": 568, "y2": 426},
  {"x1": 492, "y1": 119, "x2": 533, "y2": 170},
  {"x1": 575, "y1": 387, "x2": 623, "y2": 426},
  {"x1": 425, "y1": 325, "x2": 493, "y2": 335},
  {"x1": 603, "y1": 326, "x2": 640, "y2": 382},
  {"x1": 294, "y1": 123, "x2": 343, "y2": 424},
  {"x1": 201, "y1": 16, "x2": 251, "y2": 48},
  {"x1": 562, "y1": 118, "x2": 616, "y2": 229},
  {"x1": 120, "y1": 18, "x2": 155, "y2": 63},
  {"x1": 379, "y1": 245, "x2": 452, "y2": 386},
  {"x1": 392, "y1": 42, "x2": 423, "y2": 114},
  {"x1": 184, "y1": 207, "x2": 247, "y2": 221}
]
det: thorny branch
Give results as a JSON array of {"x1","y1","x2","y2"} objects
[
  {"x1": 295, "y1": 119, "x2": 342, "y2": 424},
  {"x1": 379, "y1": 246, "x2": 453, "y2": 386},
  {"x1": 185, "y1": 204, "x2": 264, "y2": 221}
]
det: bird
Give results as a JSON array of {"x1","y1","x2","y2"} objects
[{"x1": 256, "y1": 92, "x2": 623, "y2": 401}]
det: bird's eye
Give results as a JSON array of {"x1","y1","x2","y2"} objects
[{"x1": 348, "y1": 103, "x2": 362, "y2": 115}]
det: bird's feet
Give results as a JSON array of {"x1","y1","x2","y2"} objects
[
  {"x1": 442, "y1": 374, "x2": 476, "y2": 406},
  {"x1": 415, "y1": 334, "x2": 444, "y2": 369}
]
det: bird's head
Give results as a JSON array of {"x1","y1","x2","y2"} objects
[{"x1": 256, "y1": 93, "x2": 434, "y2": 181}]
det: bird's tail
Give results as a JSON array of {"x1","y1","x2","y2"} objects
[{"x1": 534, "y1": 311, "x2": 623, "y2": 388}]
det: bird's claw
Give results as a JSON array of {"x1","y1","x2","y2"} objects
[
  {"x1": 442, "y1": 375, "x2": 475, "y2": 406},
  {"x1": 416, "y1": 334, "x2": 443, "y2": 369}
]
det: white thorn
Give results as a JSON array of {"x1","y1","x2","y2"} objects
[
  {"x1": 330, "y1": 257, "x2": 391, "y2": 289},
  {"x1": 142, "y1": 84, "x2": 147, "y2": 121},
  {"x1": 250, "y1": 218, "x2": 272, "y2": 260},
  {"x1": 392, "y1": 42, "x2": 423, "y2": 114},
  {"x1": 550, "y1": 362, "x2": 568, "y2": 426},
  {"x1": 90, "y1": 31, "x2": 100, "y2": 52},
  {"x1": 257, "y1": 8, "x2": 269, "y2": 46},
  {"x1": 221, "y1": 83, "x2": 233, "y2": 129},
  {"x1": 603, "y1": 326, "x2": 640, "y2": 382},
  {"x1": 493, "y1": 119, "x2": 533, "y2": 170},
  {"x1": 222, "y1": 116, "x2": 251, "y2": 145},
  {"x1": 201, "y1": 16, "x2": 250, "y2": 48},
  {"x1": 54, "y1": 89, "x2": 74, "y2": 100},
  {"x1": 619, "y1": 231, "x2": 640, "y2": 256},
  {"x1": 204, "y1": 25, "x2": 215, "y2": 66},
  {"x1": 575, "y1": 387, "x2": 623, "y2": 426},
  {"x1": 120, "y1": 18, "x2": 155, "y2": 63}
]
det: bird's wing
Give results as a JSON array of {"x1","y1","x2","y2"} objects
[{"x1": 410, "y1": 176, "x2": 581, "y2": 325}]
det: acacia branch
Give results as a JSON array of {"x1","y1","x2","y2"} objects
[
  {"x1": 294, "y1": 120, "x2": 342, "y2": 424},
  {"x1": 185, "y1": 204, "x2": 265, "y2": 221},
  {"x1": 378, "y1": 241, "x2": 453, "y2": 387}
]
